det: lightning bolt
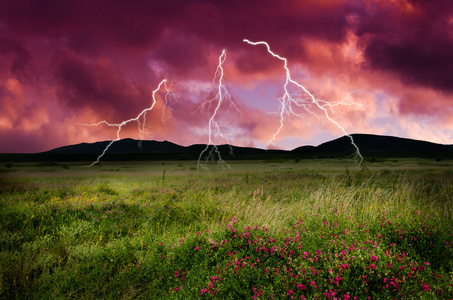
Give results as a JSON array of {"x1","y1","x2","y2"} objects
[
  {"x1": 197, "y1": 50, "x2": 241, "y2": 170},
  {"x1": 77, "y1": 79, "x2": 173, "y2": 167},
  {"x1": 243, "y1": 39, "x2": 363, "y2": 165}
]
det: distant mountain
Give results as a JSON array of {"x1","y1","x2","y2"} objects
[
  {"x1": 292, "y1": 134, "x2": 453, "y2": 158},
  {"x1": 1, "y1": 134, "x2": 451, "y2": 162},
  {"x1": 46, "y1": 138, "x2": 273, "y2": 155},
  {"x1": 44, "y1": 134, "x2": 453, "y2": 159},
  {"x1": 46, "y1": 138, "x2": 188, "y2": 154}
]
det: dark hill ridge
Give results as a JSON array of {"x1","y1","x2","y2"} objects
[
  {"x1": 46, "y1": 138, "x2": 187, "y2": 154},
  {"x1": 292, "y1": 134, "x2": 453, "y2": 158},
  {"x1": 1, "y1": 134, "x2": 451, "y2": 162},
  {"x1": 44, "y1": 134, "x2": 453, "y2": 158},
  {"x1": 46, "y1": 139, "x2": 272, "y2": 155},
  {"x1": 314, "y1": 134, "x2": 451, "y2": 153}
]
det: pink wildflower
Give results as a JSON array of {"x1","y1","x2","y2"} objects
[
  {"x1": 421, "y1": 283, "x2": 430, "y2": 291},
  {"x1": 297, "y1": 284, "x2": 306, "y2": 290}
]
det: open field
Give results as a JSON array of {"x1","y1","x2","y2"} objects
[{"x1": 1, "y1": 159, "x2": 452, "y2": 299}]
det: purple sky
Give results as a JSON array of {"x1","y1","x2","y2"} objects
[{"x1": 1, "y1": 0, "x2": 453, "y2": 153}]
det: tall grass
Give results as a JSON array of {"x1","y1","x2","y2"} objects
[{"x1": 0, "y1": 163, "x2": 452, "y2": 298}]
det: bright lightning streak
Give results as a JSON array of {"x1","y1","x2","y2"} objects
[
  {"x1": 77, "y1": 79, "x2": 172, "y2": 167},
  {"x1": 197, "y1": 50, "x2": 240, "y2": 170},
  {"x1": 243, "y1": 39, "x2": 363, "y2": 165}
]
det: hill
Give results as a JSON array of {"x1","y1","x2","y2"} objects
[
  {"x1": 292, "y1": 134, "x2": 453, "y2": 159},
  {"x1": 1, "y1": 134, "x2": 452, "y2": 162}
]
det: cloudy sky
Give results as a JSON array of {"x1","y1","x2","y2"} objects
[{"x1": 1, "y1": 0, "x2": 452, "y2": 153}]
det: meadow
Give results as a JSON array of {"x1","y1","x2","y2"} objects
[{"x1": 1, "y1": 158, "x2": 452, "y2": 299}]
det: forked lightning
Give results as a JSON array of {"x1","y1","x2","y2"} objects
[
  {"x1": 77, "y1": 79, "x2": 173, "y2": 166},
  {"x1": 79, "y1": 41, "x2": 362, "y2": 168},
  {"x1": 243, "y1": 39, "x2": 363, "y2": 165},
  {"x1": 197, "y1": 50, "x2": 240, "y2": 170}
]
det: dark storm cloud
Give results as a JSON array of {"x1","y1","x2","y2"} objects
[
  {"x1": 0, "y1": 36, "x2": 33, "y2": 81},
  {"x1": 53, "y1": 50, "x2": 155, "y2": 120},
  {"x1": 3, "y1": 0, "x2": 451, "y2": 92},
  {"x1": 0, "y1": 0, "x2": 357, "y2": 76},
  {"x1": 0, "y1": 0, "x2": 360, "y2": 119},
  {"x1": 364, "y1": 37, "x2": 453, "y2": 92},
  {"x1": 357, "y1": 0, "x2": 453, "y2": 93}
]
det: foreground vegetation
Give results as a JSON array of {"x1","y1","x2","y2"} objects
[{"x1": 1, "y1": 159, "x2": 452, "y2": 299}]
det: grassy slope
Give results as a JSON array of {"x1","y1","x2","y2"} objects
[{"x1": 1, "y1": 159, "x2": 452, "y2": 299}]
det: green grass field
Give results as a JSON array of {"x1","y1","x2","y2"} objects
[{"x1": 1, "y1": 159, "x2": 452, "y2": 299}]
